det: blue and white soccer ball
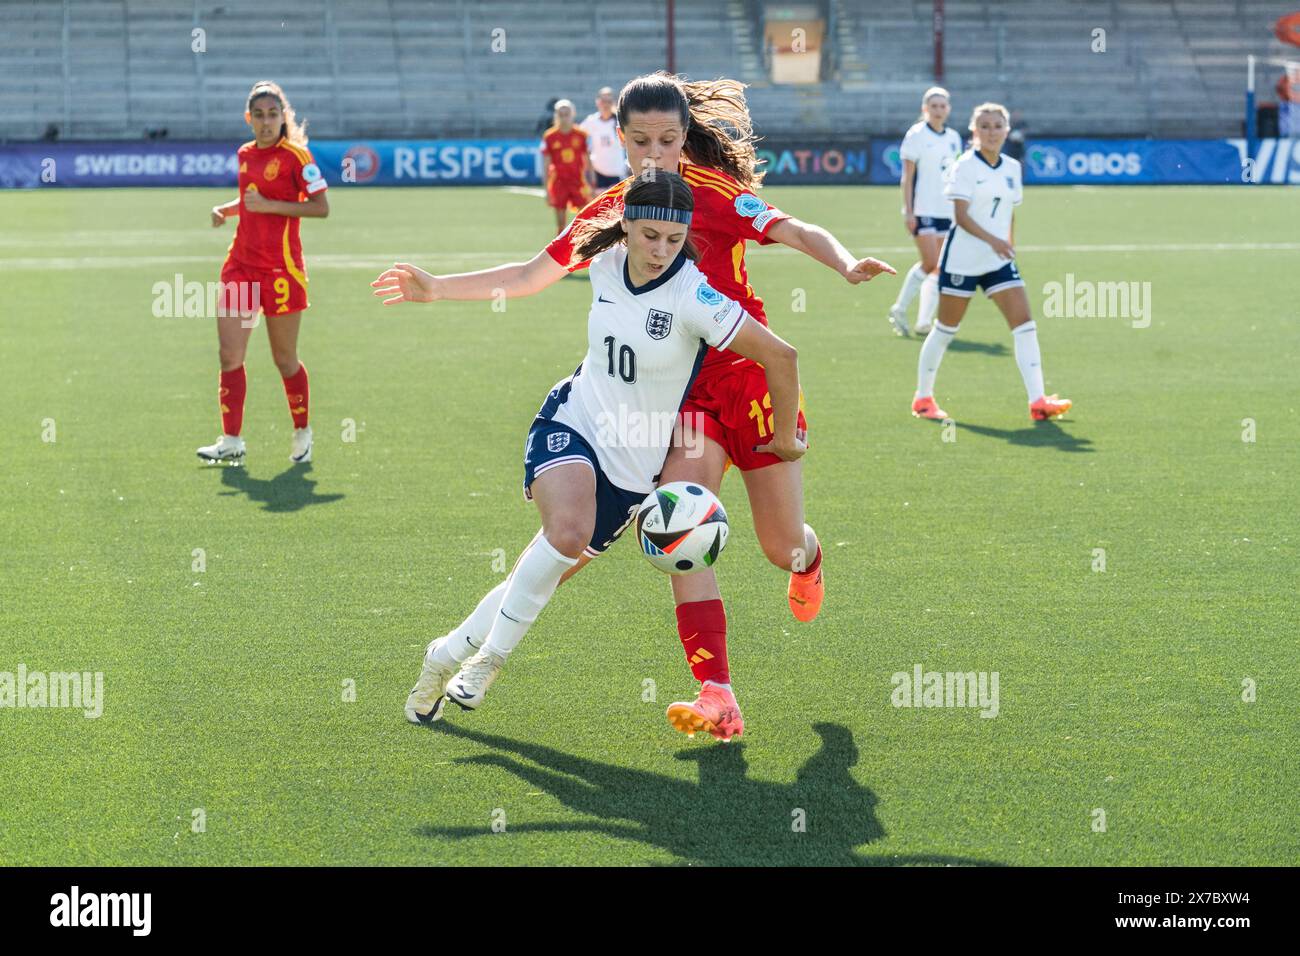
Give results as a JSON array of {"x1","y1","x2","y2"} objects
[{"x1": 635, "y1": 481, "x2": 729, "y2": 575}]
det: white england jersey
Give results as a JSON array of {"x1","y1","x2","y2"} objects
[
  {"x1": 899, "y1": 121, "x2": 963, "y2": 218},
  {"x1": 940, "y1": 150, "x2": 1023, "y2": 276},
  {"x1": 581, "y1": 112, "x2": 627, "y2": 178},
  {"x1": 543, "y1": 246, "x2": 748, "y2": 494}
]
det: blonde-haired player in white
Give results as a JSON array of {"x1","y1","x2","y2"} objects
[
  {"x1": 888, "y1": 87, "x2": 962, "y2": 337},
  {"x1": 911, "y1": 103, "x2": 1072, "y2": 422}
]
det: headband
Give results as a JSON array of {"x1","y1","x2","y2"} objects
[{"x1": 623, "y1": 204, "x2": 693, "y2": 226}]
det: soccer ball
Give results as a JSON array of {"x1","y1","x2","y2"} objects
[{"x1": 635, "y1": 482, "x2": 729, "y2": 575}]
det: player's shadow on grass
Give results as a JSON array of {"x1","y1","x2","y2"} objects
[
  {"x1": 416, "y1": 722, "x2": 1002, "y2": 867},
  {"x1": 946, "y1": 339, "x2": 1008, "y2": 357},
  {"x1": 213, "y1": 463, "x2": 344, "y2": 512},
  {"x1": 956, "y1": 419, "x2": 1094, "y2": 453}
]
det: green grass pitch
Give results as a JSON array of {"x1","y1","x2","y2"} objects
[{"x1": 1, "y1": 183, "x2": 1296, "y2": 866}]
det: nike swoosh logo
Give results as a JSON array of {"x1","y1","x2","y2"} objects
[{"x1": 597, "y1": 294, "x2": 614, "y2": 303}]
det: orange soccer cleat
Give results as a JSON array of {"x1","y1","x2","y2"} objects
[
  {"x1": 788, "y1": 559, "x2": 824, "y2": 622},
  {"x1": 911, "y1": 395, "x2": 948, "y2": 420},
  {"x1": 666, "y1": 682, "x2": 745, "y2": 742},
  {"x1": 1029, "y1": 394, "x2": 1072, "y2": 421}
]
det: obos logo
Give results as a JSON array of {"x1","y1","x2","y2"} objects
[
  {"x1": 1026, "y1": 145, "x2": 1067, "y2": 178},
  {"x1": 343, "y1": 144, "x2": 381, "y2": 184},
  {"x1": 1066, "y1": 151, "x2": 1142, "y2": 177}
]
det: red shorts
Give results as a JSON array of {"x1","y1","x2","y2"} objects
[
  {"x1": 679, "y1": 361, "x2": 809, "y2": 471},
  {"x1": 547, "y1": 178, "x2": 589, "y2": 211},
  {"x1": 219, "y1": 259, "x2": 309, "y2": 317}
]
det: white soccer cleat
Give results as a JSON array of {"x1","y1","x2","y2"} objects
[
  {"x1": 445, "y1": 649, "x2": 506, "y2": 711},
  {"x1": 887, "y1": 305, "x2": 910, "y2": 337},
  {"x1": 290, "y1": 426, "x2": 312, "y2": 463},
  {"x1": 913, "y1": 319, "x2": 934, "y2": 336},
  {"x1": 404, "y1": 638, "x2": 457, "y2": 724},
  {"x1": 197, "y1": 434, "x2": 246, "y2": 464}
]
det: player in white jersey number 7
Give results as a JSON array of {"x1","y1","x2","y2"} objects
[
  {"x1": 912, "y1": 103, "x2": 1072, "y2": 423},
  {"x1": 371, "y1": 172, "x2": 805, "y2": 728}
]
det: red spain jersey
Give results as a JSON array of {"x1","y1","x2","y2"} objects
[
  {"x1": 545, "y1": 163, "x2": 790, "y2": 375},
  {"x1": 541, "y1": 126, "x2": 588, "y2": 183},
  {"x1": 226, "y1": 136, "x2": 327, "y2": 274}
]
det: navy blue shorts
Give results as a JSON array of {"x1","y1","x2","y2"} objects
[
  {"x1": 522, "y1": 418, "x2": 643, "y2": 557},
  {"x1": 912, "y1": 215, "x2": 952, "y2": 237},
  {"x1": 939, "y1": 260, "x2": 1025, "y2": 298},
  {"x1": 593, "y1": 172, "x2": 623, "y2": 190}
]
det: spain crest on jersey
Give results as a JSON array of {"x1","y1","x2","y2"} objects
[
  {"x1": 264, "y1": 158, "x2": 281, "y2": 181},
  {"x1": 646, "y1": 308, "x2": 673, "y2": 340}
]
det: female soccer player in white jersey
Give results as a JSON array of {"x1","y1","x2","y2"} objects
[
  {"x1": 911, "y1": 103, "x2": 1072, "y2": 423},
  {"x1": 888, "y1": 87, "x2": 963, "y2": 337},
  {"x1": 371, "y1": 173, "x2": 805, "y2": 731}
]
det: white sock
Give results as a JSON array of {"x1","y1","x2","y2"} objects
[
  {"x1": 1012, "y1": 321, "x2": 1045, "y2": 402},
  {"x1": 893, "y1": 262, "x2": 927, "y2": 311},
  {"x1": 916, "y1": 322, "x2": 959, "y2": 398},
  {"x1": 482, "y1": 534, "x2": 578, "y2": 658},
  {"x1": 917, "y1": 273, "x2": 939, "y2": 327},
  {"x1": 432, "y1": 580, "x2": 508, "y2": 667}
]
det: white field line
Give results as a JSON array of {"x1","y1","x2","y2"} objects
[{"x1": 2, "y1": 241, "x2": 1299, "y2": 271}]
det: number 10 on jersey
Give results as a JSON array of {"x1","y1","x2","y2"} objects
[{"x1": 603, "y1": 336, "x2": 637, "y2": 383}]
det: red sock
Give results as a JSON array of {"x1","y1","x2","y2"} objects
[
  {"x1": 795, "y1": 544, "x2": 823, "y2": 577},
  {"x1": 282, "y1": 363, "x2": 309, "y2": 429},
  {"x1": 676, "y1": 599, "x2": 730, "y2": 685},
  {"x1": 219, "y1": 365, "x2": 246, "y2": 436}
]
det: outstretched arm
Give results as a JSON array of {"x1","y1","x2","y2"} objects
[
  {"x1": 765, "y1": 217, "x2": 896, "y2": 285},
  {"x1": 371, "y1": 249, "x2": 569, "y2": 305}
]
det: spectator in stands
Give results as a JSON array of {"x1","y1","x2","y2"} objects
[{"x1": 581, "y1": 86, "x2": 628, "y2": 191}]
